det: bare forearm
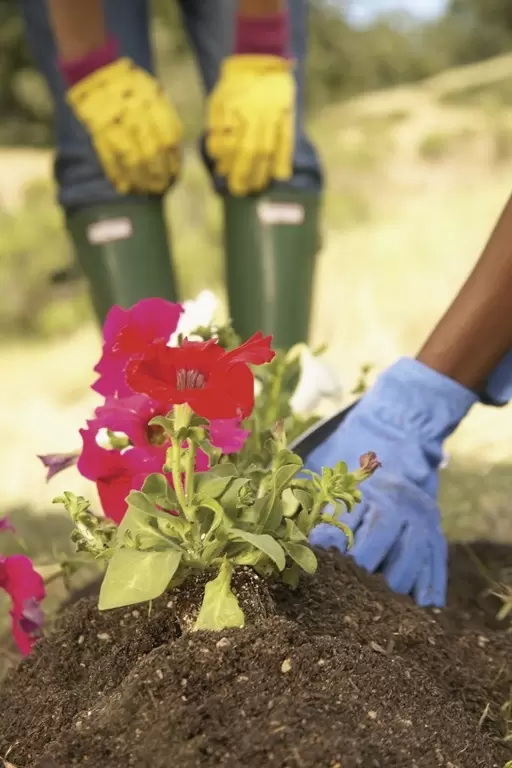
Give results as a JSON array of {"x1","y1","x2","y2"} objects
[
  {"x1": 46, "y1": 0, "x2": 107, "y2": 60},
  {"x1": 418, "y1": 193, "x2": 512, "y2": 391},
  {"x1": 237, "y1": 0, "x2": 285, "y2": 16}
]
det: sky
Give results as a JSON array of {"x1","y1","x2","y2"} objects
[{"x1": 347, "y1": 0, "x2": 448, "y2": 24}]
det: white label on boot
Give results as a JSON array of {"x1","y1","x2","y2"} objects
[
  {"x1": 257, "y1": 202, "x2": 305, "y2": 225},
  {"x1": 87, "y1": 217, "x2": 133, "y2": 245}
]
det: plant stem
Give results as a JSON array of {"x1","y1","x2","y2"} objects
[
  {"x1": 309, "y1": 497, "x2": 325, "y2": 528},
  {"x1": 170, "y1": 440, "x2": 188, "y2": 513},
  {"x1": 185, "y1": 438, "x2": 196, "y2": 505},
  {"x1": 266, "y1": 357, "x2": 285, "y2": 428}
]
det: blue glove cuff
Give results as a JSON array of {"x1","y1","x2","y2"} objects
[
  {"x1": 482, "y1": 347, "x2": 512, "y2": 406},
  {"x1": 365, "y1": 357, "x2": 478, "y2": 441}
]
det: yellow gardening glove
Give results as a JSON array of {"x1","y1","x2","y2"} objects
[
  {"x1": 206, "y1": 55, "x2": 295, "y2": 196},
  {"x1": 67, "y1": 57, "x2": 183, "y2": 194}
]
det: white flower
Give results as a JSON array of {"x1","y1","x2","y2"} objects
[
  {"x1": 290, "y1": 346, "x2": 343, "y2": 414},
  {"x1": 168, "y1": 290, "x2": 218, "y2": 346}
]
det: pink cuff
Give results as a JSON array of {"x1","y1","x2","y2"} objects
[
  {"x1": 59, "y1": 35, "x2": 119, "y2": 87},
  {"x1": 234, "y1": 12, "x2": 289, "y2": 57}
]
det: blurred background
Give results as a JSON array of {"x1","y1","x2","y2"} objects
[{"x1": 2, "y1": 0, "x2": 512, "y2": 655}]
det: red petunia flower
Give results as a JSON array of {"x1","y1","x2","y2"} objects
[
  {"x1": 0, "y1": 554, "x2": 45, "y2": 655},
  {"x1": 93, "y1": 299, "x2": 184, "y2": 397},
  {"x1": 125, "y1": 332, "x2": 274, "y2": 420}
]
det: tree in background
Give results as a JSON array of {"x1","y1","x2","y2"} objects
[{"x1": 438, "y1": 0, "x2": 512, "y2": 65}]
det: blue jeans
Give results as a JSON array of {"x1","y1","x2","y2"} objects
[{"x1": 17, "y1": 0, "x2": 323, "y2": 214}]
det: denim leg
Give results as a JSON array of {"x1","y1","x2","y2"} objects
[
  {"x1": 17, "y1": 0, "x2": 156, "y2": 214},
  {"x1": 178, "y1": 0, "x2": 324, "y2": 194}
]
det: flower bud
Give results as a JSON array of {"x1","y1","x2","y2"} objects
[{"x1": 358, "y1": 451, "x2": 381, "y2": 479}]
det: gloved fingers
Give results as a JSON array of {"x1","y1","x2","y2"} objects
[
  {"x1": 94, "y1": 135, "x2": 131, "y2": 194},
  {"x1": 135, "y1": 119, "x2": 180, "y2": 193},
  {"x1": 309, "y1": 522, "x2": 351, "y2": 553},
  {"x1": 100, "y1": 121, "x2": 146, "y2": 193},
  {"x1": 152, "y1": 111, "x2": 182, "y2": 179},
  {"x1": 247, "y1": 118, "x2": 276, "y2": 192},
  {"x1": 379, "y1": 524, "x2": 427, "y2": 595},
  {"x1": 205, "y1": 93, "x2": 228, "y2": 160},
  {"x1": 125, "y1": 124, "x2": 169, "y2": 194},
  {"x1": 309, "y1": 502, "x2": 366, "y2": 553},
  {"x1": 227, "y1": 118, "x2": 262, "y2": 196},
  {"x1": 206, "y1": 102, "x2": 238, "y2": 166},
  {"x1": 349, "y1": 505, "x2": 404, "y2": 573},
  {"x1": 272, "y1": 109, "x2": 294, "y2": 182},
  {"x1": 146, "y1": 144, "x2": 180, "y2": 190},
  {"x1": 151, "y1": 99, "x2": 183, "y2": 147},
  {"x1": 131, "y1": 98, "x2": 182, "y2": 185},
  {"x1": 214, "y1": 116, "x2": 239, "y2": 181},
  {"x1": 413, "y1": 535, "x2": 448, "y2": 608}
]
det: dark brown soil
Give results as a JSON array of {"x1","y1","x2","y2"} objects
[{"x1": 1, "y1": 542, "x2": 511, "y2": 768}]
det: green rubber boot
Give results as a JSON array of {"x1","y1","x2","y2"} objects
[
  {"x1": 224, "y1": 190, "x2": 321, "y2": 349},
  {"x1": 66, "y1": 199, "x2": 178, "y2": 325}
]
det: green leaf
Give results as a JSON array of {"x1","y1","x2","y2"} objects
[
  {"x1": 141, "y1": 474, "x2": 178, "y2": 511},
  {"x1": 291, "y1": 488, "x2": 314, "y2": 514},
  {"x1": 273, "y1": 462, "x2": 302, "y2": 494},
  {"x1": 193, "y1": 560, "x2": 245, "y2": 631},
  {"x1": 281, "y1": 563, "x2": 301, "y2": 588},
  {"x1": 282, "y1": 488, "x2": 300, "y2": 518},
  {"x1": 295, "y1": 507, "x2": 312, "y2": 536},
  {"x1": 273, "y1": 448, "x2": 303, "y2": 471},
  {"x1": 194, "y1": 473, "x2": 235, "y2": 500},
  {"x1": 218, "y1": 478, "x2": 253, "y2": 515},
  {"x1": 282, "y1": 541, "x2": 318, "y2": 574},
  {"x1": 120, "y1": 498, "x2": 184, "y2": 550},
  {"x1": 319, "y1": 513, "x2": 354, "y2": 549},
  {"x1": 53, "y1": 492, "x2": 91, "y2": 519},
  {"x1": 99, "y1": 548, "x2": 182, "y2": 609},
  {"x1": 236, "y1": 504, "x2": 261, "y2": 526},
  {"x1": 148, "y1": 415, "x2": 175, "y2": 434},
  {"x1": 228, "y1": 529, "x2": 286, "y2": 571},
  {"x1": 253, "y1": 462, "x2": 301, "y2": 533},
  {"x1": 283, "y1": 518, "x2": 308, "y2": 542},
  {"x1": 190, "y1": 414, "x2": 210, "y2": 429},
  {"x1": 124, "y1": 490, "x2": 158, "y2": 518},
  {"x1": 197, "y1": 495, "x2": 227, "y2": 536},
  {"x1": 156, "y1": 512, "x2": 192, "y2": 540}
]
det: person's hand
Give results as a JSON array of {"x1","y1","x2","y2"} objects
[
  {"x1": 67, "y1": 58, "x2": 183, "y2": 194},
  {"x1": 306, "y1": 358, "x2": 477, "y2": 607},
  {"x1": 206, "y1": 55, "x2": 294, "y2": 196}
]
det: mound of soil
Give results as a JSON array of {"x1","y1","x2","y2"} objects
[{"x1": 1, "y1": 542, "x2": 511, "y2": 768}]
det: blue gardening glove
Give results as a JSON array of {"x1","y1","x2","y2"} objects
[
  {"x1": 483, "y1": 347, "x2": 512, "y2": 404},
  {"x1": 307, "y1": 358, "x2": 477, "y2": 607}
]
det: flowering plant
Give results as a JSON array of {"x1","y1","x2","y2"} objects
[
  {"x1": 0, "y1": 517, "x2": 45, "y2": 655},
  {"x1": 43, "y1": 295, "x2": 378, "y2": 633}
]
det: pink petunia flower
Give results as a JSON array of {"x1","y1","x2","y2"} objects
[
  {"x1": 77, "y1": 416, "x2": 210, "y2": 524},
  {"x1": 37, "y1": 451, "x2": 79, "y2": 481},
  {"x1": 77, "y1": 424, "x2": 170, "y2": 524},
  {"x1": 0, "y1": 554, "x2": 45, "y2": 655},
  {"x1": 93, "y1": 299, "x2": 184, "y2": 397},
  {"x1": 209, "y1": 418, "x2": 250, "y2": 454},
  {"x1": 94, "y1": 395, "x2": 249, "y2": 455},
  {"x1": 93, "y1": 394, "x2": 166, "y2": 447},
  {"x1": 0, "y1": 516, "x2": 15, "y2": 533}
]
